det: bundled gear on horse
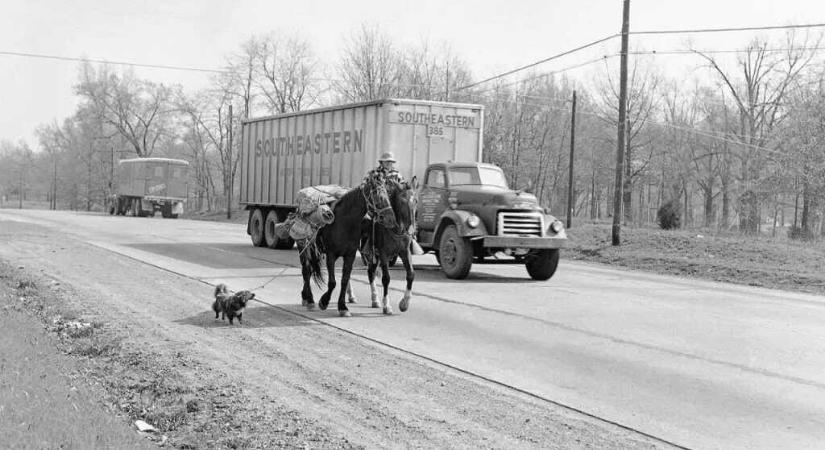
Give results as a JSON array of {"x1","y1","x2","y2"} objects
[{"x1": 276, "y1": 185, "x2": 348, "y2": 244}]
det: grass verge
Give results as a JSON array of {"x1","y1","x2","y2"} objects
[{"x1": 565, "y1": 223, "x2": 825, "y2": 295}]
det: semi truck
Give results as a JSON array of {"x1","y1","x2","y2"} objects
[
  {"x1": 239, "y1": 99, "x2": 566, "y2": 280},
  {"x1": 109, "y1": 157, "x2": 189, "y2": 218}
]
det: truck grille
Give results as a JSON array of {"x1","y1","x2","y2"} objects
[{"x1": 497, "y1": 212, "x2": 544, "y2": 237}]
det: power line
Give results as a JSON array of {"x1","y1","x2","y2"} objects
[
  {"x1": 0, "y1": 50, "x2": 230, "y2": 74},
  {"x1": 453, "y1": 34, "x2": 620, "y2": 92},
  {"x1": 631, "y1": 22, "x2": 825, "y2": 36},
  {"x1": 483, "y1": 97, "x2": 786, "y2": 156},
  {"x1": 628, "y1": 46, "x2": 825, "y2": 56},
  {"x1": 466, "y1": 55, "x2": 618, "y2": 97}
]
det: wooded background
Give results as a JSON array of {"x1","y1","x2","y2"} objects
[{"x1": 2, "y1": 25, "x2": 823, "y2": 238}]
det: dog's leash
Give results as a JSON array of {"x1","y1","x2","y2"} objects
[{"x1": 247, "y1": 267, "x2": 290, "y2": 292}]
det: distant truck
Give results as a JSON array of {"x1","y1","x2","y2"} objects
[
  {"x1": 109, "y1": 157, "x2": 189, "y2": 218},
  {"x1": 239, "y1": 99, "x2": 566, "y2": 280}
]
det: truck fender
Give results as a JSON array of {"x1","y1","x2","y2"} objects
[
  {"x1": 543, "y1": 213, "x2": 568, "y2": 239},
  {"x1": 435, "y1": 209, "x2": 488, "y2": 244}
]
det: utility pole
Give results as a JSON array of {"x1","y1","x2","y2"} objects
[
  {"x1": 612, "y1": 0, "x2": 631, "y2": 246},
  {"x1": 567, "y1": 90, "x2": 577, "y2": 229},
  {"x1": 227, "y1": 104, "x2": 233, "y2": 220},
  {"x1": 52, "y1": 154, "x2": 57, "y2": 210},
  {"x1": 445, "y1": 65, "x2": 450, "y2": 101},
  {"x1": 18, "y1": 165, "x2": 23, "y2": 209}
]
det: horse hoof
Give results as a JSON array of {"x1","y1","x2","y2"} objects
[
  {"x1": 399, "y1": 300, "x2": 409, "y2": 312},
  {"x1": 306, "y1": 303, "x2": 315, "y2": 310},
  {"x1": 383, "y1": 306, "x2": 393, "y2": 315},
  {"x1": 370, "y1": 301, "x2": 380, "y2": 308},
  {"x1": 339, "y1": 310, "x2": 352, "y2": 317},
  {"x1": 348, "y1": 297, "x2": 357, "y2": 304}
]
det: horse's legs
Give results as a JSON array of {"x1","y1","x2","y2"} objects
[
  {"x1": 399, "y1": 249, "x2": 414, "y2": 312},
  {"x1": 299, "y1": 253, "x2": 315, "y2": 309},
  {"x1": 367, "y1": 261, "x2": 380, "y2": 308},
  {"x1": 319, "y1": 255, "x2": 336, "y2": 311},
  {"x1": 380, "y1": 258, "x2": 392, "y2": 315},
  {"x1": 346, "y1": 279, "x2": 357, "y2": 303},
  {"x1": 337, "y1": 253, "x2": 356, "y2": 317}
]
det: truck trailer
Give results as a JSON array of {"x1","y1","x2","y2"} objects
[
  {"x1": 109, "y1": 157, "x2": 189, "y2": 218},
  {"x1": 240, "y1": 98, "x2": 566, "y2": 280}
]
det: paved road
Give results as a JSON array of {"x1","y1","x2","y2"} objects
[{"x1": 2, "y1": 209, "x2": 825, "y2": 449}]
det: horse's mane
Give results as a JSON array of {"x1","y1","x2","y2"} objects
[
  {"x1": 333, "y1": 184, "x2": 364, "y2": 215},
  {"x1": 389, "y1": 182, "x2": 415, "y2": 229}
]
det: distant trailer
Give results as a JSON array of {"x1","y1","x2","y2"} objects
[{"x1": 110, "y1": 157, "x2": 190, "y2": 218}]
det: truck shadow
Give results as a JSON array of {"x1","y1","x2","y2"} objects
[{"x1": 125, "y1": 242, "x2": 297, "y2": 269}]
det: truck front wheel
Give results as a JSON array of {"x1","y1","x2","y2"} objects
[
  {"x1": 525, "y1": 249, "x2": 560, "y2": 281},
  {"x1": 438, "y1": 225, "x2": 472, "y2": 279},
  {"x1": 250, "y1": 208, "x2": 266, "y2": 247}
]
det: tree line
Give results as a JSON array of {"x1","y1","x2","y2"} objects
[{"x1": 1, "y1": 25, "x2": 823, "y2": 239}]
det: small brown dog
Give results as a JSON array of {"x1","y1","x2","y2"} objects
[{"x1": 212, "y1": 283, "x2": 255, "y2": 325}]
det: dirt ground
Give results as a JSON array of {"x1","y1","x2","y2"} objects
[{"x1": 0, "y1": 220, "x2": 666, "y2": 449}]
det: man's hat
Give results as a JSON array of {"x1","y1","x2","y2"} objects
[{"x1": 378, "y1": 152, "x2": 397, "y2": 163}]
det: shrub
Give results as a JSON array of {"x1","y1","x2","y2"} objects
[
  {"x1": 657, "y1": 200, "x2": 681, "y2": 230},
  {"x1": 788, "y1": 225, "x2": 815, "y2": 241}
]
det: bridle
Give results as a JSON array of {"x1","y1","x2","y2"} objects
[{"x1": 362, "y1": 184, "x2": 394, "y2": 227}]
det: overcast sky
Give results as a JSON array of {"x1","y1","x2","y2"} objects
[{"x1": 2, "y1": 0, "x2": 823, "y2": 150}]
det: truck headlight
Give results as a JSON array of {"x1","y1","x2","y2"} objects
[
  {"x1": 466, "y1": 214, "x2": 480, "y2": 228},
  {"x1": 550, "y1": 220, "x2": 564, "y2": 233}
]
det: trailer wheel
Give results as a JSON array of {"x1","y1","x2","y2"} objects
[
  {"x1": 525, "y1": 249, "x2": 560, "y2": 281},
  {"x1": 250, "y1": 208, "x2": 266, "y2": 247},
  {"x1": 264, "y1": 210, "x2": 294, "y2": 250},
  {"x1": 438, "y1": 224, "x2": 472, "y2": 279},
  {"x1": 160, "y1": 204, "x2": 173, "y2": 218}
]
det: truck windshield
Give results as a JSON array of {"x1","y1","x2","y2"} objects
[{"x1": 449, "y1": 166, "x2": 509, "y2": 188}]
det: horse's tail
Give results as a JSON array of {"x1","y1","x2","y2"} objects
[{"x1": 300, "y1": 239, "x2": 326, "y2": 288}]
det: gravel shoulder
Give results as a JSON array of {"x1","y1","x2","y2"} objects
[{"x1": 0, "y1": 219, "x2": 667, "y2": 449}]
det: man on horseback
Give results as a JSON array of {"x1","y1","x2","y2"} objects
[
  {"x1": 364, "y1": 152, "x2": 405, "y2": 186},
  {"x1": 361, "y1": 152, "x2": 422, "y2": 267}
]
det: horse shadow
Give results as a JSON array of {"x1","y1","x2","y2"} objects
[{"x1": 380, "y1": 262, "x2": 540, "y2": 284}]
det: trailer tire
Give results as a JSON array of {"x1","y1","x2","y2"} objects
[
  {"x1": 265, "y1": 210, "x2": 294, "y2": 250},
  {"x1": 525, "y1": 249, "x2": 560, "y2": 281},
  {"x1": 438, "y1": 225, "x2": 472, "y2": 279},
  {"x1": 250, "y1": 208, "x2": 266, "y2": 247}
]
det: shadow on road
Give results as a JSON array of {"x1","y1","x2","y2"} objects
[
  {"x1": 174, "y1": 306, "x2": 318, "y2": 329},
  {"x1": 126, "y1": 243, "x2": 292, "y2": 269}
]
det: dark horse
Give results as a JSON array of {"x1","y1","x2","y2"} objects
[
  {"x1": 298, "y1": 183, "x2": 396, "y2": 317},
  {"x1": 361, "y1": 180, "x2": 417, "y2": 315}
]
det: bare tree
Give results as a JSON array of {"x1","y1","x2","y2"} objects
[
  {"x1": 782, "y1": 75, "x2": 825, "y2": 237},
  {"x1": 75, "y1": 62, "x2": 177, "y2": 157},
  {"x1": 694, "y1": 32, "x2": 819, "y2": 233},
  {"x1": 400, "y1": 39, "x2": 474, "y2": 101},
  {"x1": 179, "y1": 89, "x2": 238, "y2": 214},
  {"x1": 595, "y1": 59, "x2": 660, "y2": 224},
  {"x1": 255, "y1": 33, "x2": 321, "y2": 113},
  {"x1": 336, "y1": 24, "x2": 404, "y2": 101}
]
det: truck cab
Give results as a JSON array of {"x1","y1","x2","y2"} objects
[{"x1": 416, "y1": 162, "x2": 566, "y2": 280}]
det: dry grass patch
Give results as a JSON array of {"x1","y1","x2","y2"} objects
[{"x1": 565, "y1": 223, "x2": 825, "y2": 295}]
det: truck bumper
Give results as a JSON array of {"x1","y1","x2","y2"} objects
[{"x1": 478, "y1": 235, "x2": 566, "y2": 249}]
